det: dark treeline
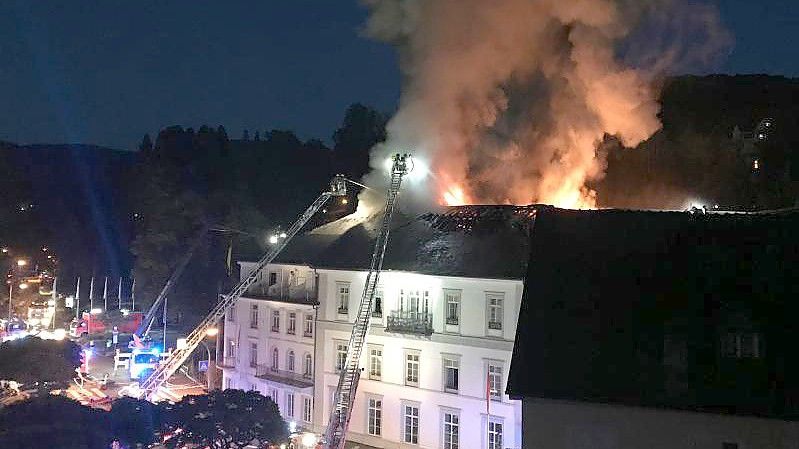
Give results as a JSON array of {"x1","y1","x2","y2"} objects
[{"x1": 0, "y1": 103, "x2": 386, "y2": 320}]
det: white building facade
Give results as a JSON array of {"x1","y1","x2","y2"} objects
[{"x1": 221, "y1": 262, "x2": 523, "y2": 449}]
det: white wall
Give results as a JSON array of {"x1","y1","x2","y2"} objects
[
  {"x1": 523, "y1": 398, "x2": 799, "y2": 449},
  {"x1": 315, "y1": 268, "x2": 523, "y2": 449}
]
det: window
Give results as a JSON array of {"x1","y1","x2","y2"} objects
[
  {"x1": 337, "y1": 282, "x2": 350, "y2": 314},
  {"x1": 487, "y1": 294, "x2": 504, "y2": 330},
  {"x1": 225, "y1": 339, "x2": 236, "y2": 357},
  {"x1": 271, "y1": 348, "x2": 279, "y2": 371},
  {"x1": 285, "y1": 392, "x2": 295, "y2": 418},
  {"x1": 303, "y1": 396, "x2": 313, "y2": 423},
  {"x1": 268, "y1": 272, "x2": 277, "y2": 286},
  {"x1": 269, "y1": 388, "x2": 278, "y2": 403},
  {"x1": 249, "y1": 383, "x2": 257, "y2": 391},
  {"x1": 443, "y1": 411, "x2": 459, "y2": 449},
  {"x1": 488, "y1": 420, "x2": 503, "y2": 449},
  {"x1": 224, "y1": 377, "x2": 231, "y2": 390},
  {"x1": 303, "y1": 353, "x2": 313, "y2": 378},
  {"x1": 249, "y1": 342, "x2": 258, "y2": 368},
  {"x1": 287, "y1": 351, "x2": 295, "y2": 372},
  {"x1": 444, "y1": 358, "x2": 459, "y2": 392},
  {"x1": 287, "y1": 312, "x2": 296, "y2": 335},
  {"x1": 304, "y1": 314, "x2": 314, "y2": 337},
  {"x1": 369, "y1": 347, "x2": 382, "y2": 380},
  {"x1": 403, "y1": 404, "x2": 419, "y2": 444},
  {"x1": 372, "y1": 287, "x2": 383, "y2": 318},
  {"x1": 250, "y1": 304, "x2": 259, "y2": 329},
  {"x1": 445, "y1": 290, "x2": 461, "y2": 325},
  {"x1": 722, "y1": 332, "x2": 761, "y2": 358},
  {"x1": 406, "y1": 351, "x2": 420, "y2": 387},
  {"x1": 335, "y1": 342, "x2": 348, "y2": 373},
  {"x1": 368, "y1": 398, "x2": 382, "y2": 436},
  {"x1": 488, "y1": 362, "x2": 503, "y2": 400},
  {"x1": 271, "y1": 310, "x2": 280, "y2": 332},
  {"x1": 227, "y1": 305, "x2": 236, "y2": 322}
]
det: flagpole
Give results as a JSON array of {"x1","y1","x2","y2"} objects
[
  {"x1": 118, "y1": 278, "x2": 123, "y2": 309},
  {"x1": 103, "y1": 277, "x2": 108, "y2": 311},
  {"x1": 131, "y1": 279, "x2": 135, "y2": 311},
  {"x1": 89, "y1": 277, "x2": 95, "y2": 312},
  {"x1": 75, "y1": 277, "x2": 81, "y2": 321}
]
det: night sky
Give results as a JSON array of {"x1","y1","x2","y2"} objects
[{"x1": 0, "y1": 0, "x2": 796, "y2": 150}]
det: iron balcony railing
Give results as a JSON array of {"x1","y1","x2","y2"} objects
[
  {"x1": 219, "y1": 356, "x2": 236, "y2": 368},
  {"x1": 386, "y1": 310, "x2": 433, "y2": 336},
  {"x1": 255, "y1": 364, "x2": 314, "y2": 387}
]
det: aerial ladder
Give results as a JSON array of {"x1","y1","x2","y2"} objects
[
  {"x1": 131, "y1": 225, "x2": 210, "y2": 346},
  {"x1": 323, "y1": 154, "x2": 410, "y2": 449},
  {"x1": 137, "y1": 174, "x2": 348, "y2": 400}
]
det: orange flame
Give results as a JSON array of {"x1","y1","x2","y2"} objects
[{"x1": 442, "y1": 185, "x2": 468, "y2": 206}]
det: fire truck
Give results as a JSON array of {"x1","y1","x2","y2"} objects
[{"x1": 70, "y1": 310, "x2": 143, "y2": 338}]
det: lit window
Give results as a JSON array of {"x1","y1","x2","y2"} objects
[
  {"x1": 287, "y1": 312, "x2": 296, "y2": 335},
  {"x1": 443, "y1": 411, "x2": 459, "y2": 449},
  {"x1": 287, "y1": 350, "x2": 295, "y2": 372},
  {"x1": 336, "y1": 343, "x2": 348, "y2": 373},
  {"x1": 271, "y1": 310, "x2": 280, "y2": 332},
  {"x1": 337, "y1": 282, "x2": 350, "y2": 314},
  {"x1": 444, "y1": 358, "x2": 459, "y2": 392},
  {"x1": 369, "y1": 347, "x2": 382, "y2": 380},
  {"x1": 488, "y1": 362, "x2": 503, "y2": 400},
  {"x1": 445, "y1": 290, "x2": 461, "y2": 326},
  {"x1": 753, "y1": 158, "x2": 760, "y2": 170},
  {"x1": 487, "y1": 294, "x2": 504, "y2": 331},
  {"x1": 403, "y1": 404, "x2": 419, "y2": 444},
  {"x1": 368, "y1": 398, "x2": 382, "y2": 436},
  {"x1": 304, "y1": 353, "x2": 313, "y2": 378},
  {"x1": 304, "y1": 314, "x2": 314, "y2": 337},
  {"x1": 488, "y1": 420, "x2": 503, "y2": 449},
  {"x1": 271, "y1": 348, "x2": 279, "y2": 371},
  {"x1": 249, "y1": 304, "x2": 259, "y2": 329},
  {"x1": 405, "y1": 352, "x2": 420, "y2": 387},
  {"x1": 286, "y1": 392, "x2": 295, "y2": 418},
  {"x1": 303, "y1": 396, "x2": 313, "y2": 423},
  {"x1": 249, "y1": 342, "x2": 258, "y2": 368}
]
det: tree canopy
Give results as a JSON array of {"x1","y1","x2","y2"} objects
[{"x1": 0, "y1": 336, "x2": 80, "y2": 386}]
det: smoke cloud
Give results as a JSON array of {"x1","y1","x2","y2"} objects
[{"x1": 359, "y1": 0, "x2": 729, "y2": 211}]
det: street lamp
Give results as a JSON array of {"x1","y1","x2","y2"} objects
[
  {"x1": 195, "y1": 327, "x2": 221, "y2": 391},
  {"x1": 18, "y1": 283, "x2": 28, "y2": 290},
  {"x1": 16, "y1": 259, "x2": 27, "y2": 267}
]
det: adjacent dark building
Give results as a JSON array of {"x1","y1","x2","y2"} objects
[{"x1": 508, "y1": 207, "x2": 799, "y2": 449}]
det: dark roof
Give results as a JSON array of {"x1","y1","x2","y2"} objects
[
  {"x1": 273, "y1": 205, "x2": 541, "y2": 279},
  {"x1": 508, "y1": 207, "x2": 799, "y2": 419}
]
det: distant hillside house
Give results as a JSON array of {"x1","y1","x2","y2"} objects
[
  {"x1": 508, "y1": 207, "x2": 799, "y2": 449},
  {"x1": 222, "y1": 205, "x2": 538, "y2": 449}
]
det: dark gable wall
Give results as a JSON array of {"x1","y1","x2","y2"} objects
[{"x1": 509, "y1": 208, "x2": 799, "y2": 419}]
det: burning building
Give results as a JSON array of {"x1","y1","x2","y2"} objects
[{"x1": 220, "y1": 205, "x2": 541, "y2": 448}]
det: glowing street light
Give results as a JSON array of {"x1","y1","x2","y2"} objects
[
  {"x1": 1, "y1": 247, "x2": 8, "y2": 254},
  {"x1": 16, "y1": 259, "x2": 27, "y2": 267},
  {"x1": 18, "y1": 283, "x2": 28, "y2": 290},
  {"x1": 269, "y1": 235, "x2": 279, "y2": 244},
  {"x1": 205, "y1": 327, "x2": 219, "y2": 337}
]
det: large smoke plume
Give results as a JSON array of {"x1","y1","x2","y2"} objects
[{"x1": 359, "y1": 0, "x2": 729, "y2": 211}]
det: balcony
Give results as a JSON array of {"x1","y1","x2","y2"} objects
[
  {"x1": 219, "y1": 356, "x2": 236, "y2": 368},
  {"x1": 245, "y1": 275, "x2": 318, "y2": 306},
  {"x1": 386, "y1": 310, "x2": 433, "y2": 336},
  {"x1": 255, "y1": 364, "x2": 314, "y2": 388}
]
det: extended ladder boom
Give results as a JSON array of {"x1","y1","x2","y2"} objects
[
  {"x1": 138, "y1": 175, "x2": 348, "y2": 399},
  {"x1": 135, "y1": 225, "x2": 210, "y2": 338},
  {"x1": 323, "y1": 154, "x2": 409, "y2": 449}
]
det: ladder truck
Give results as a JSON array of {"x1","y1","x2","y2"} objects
[
  {"x1": 136, "y1": 174, "x2": 349, "y2": 400},
  {"x1": 323, "y1": 154, "x2": 410, "y2": 449}
]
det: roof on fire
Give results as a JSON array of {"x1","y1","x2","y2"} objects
[{"x1": 272, "y1": 204, "x2": 545, "y2": 280}]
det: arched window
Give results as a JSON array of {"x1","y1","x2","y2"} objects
[
  {"x1": 271, "y1": 348, "x2": 279, "y2": 371},
  {"x1": 287, "y1": 351, "x2": 296, "y2": 372},
  {"x1": 303, "y1": 353, "x2": 313, "y2": 378}
]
